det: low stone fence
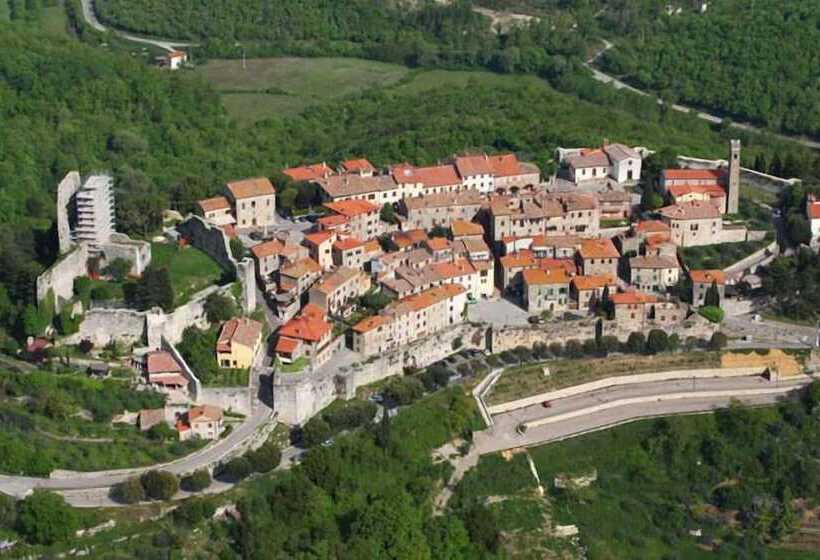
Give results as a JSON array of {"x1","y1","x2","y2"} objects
[
  {"x1": 677, "y1": 156, "x2": 800, "y2": 190},
  {"x1": 487, "y1": 366, "x2": 768, "y2": 415},
  {"x1": 723, "y1": 240, "x2": 778, "y2": 275}
]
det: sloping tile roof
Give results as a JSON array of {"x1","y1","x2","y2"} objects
[
  {"x1": 283, "y1": 162, "x2": 333, "y2": 182},
  {"x1": 689, "y1": 269, "x2": 727, "y2": 285},
  {"x1": 455, "y1": 154, "x2": 494, "y2": 177},
  {"x1": 610, "y1": 291, "x2": 658, "y2": 305},
  {"x1": 281, "y1": 257, "x2": 322, "y2": 278},
  {"x1": 146, "y1": 351, "x2": 181, "y2": 374},
  {"x1": 663, "y1": 168, "x2": 723, "y2": 181},
  {"x1": 250, "y1": 239, "x2": 286, "y2": 259},
  {"x1": 602, "y1": 143, "x2": 640, "y2": 161},
  {"x1": 522, "y1": 268, "x2": 571, "y2": 286},
  {"x1": 312, "y1": 267, "x2": 361, "y2": 294},
  {"x1": 629, "y1": 255, "x2": 679, "y2": 269},
  {"x1": 451, "y1": 220, "x2": 485, "y2": 238},
  {"x1": 303, "y1": 231, "x2": 334, "y2": 246},
  {"x1": 279, "y1": 314, "x2": 331, "y2": 342},
  {"x1": 217, "y1": 318, "x2": 263, "y2": 353},
  {"x1": 659, "y1": 201, "x2": 721, "y2": 221},
  {"x1": 319, "y1": 174, "x2": 397, "y2": 198},
  {"x1": 197, "y1": 196, "x2": 231, "y2": 213},
  {"x1": 189, "y1": 404, "x2": 223, "y2": 423},
  {"x1": 578, "y1": 238, "x2": 620, "y2": 259},
  {"x1": 324, "y1": 199, "x2": 379, "y2": 218},
  {"x1": 226, "y1": 177, "x2": 275, "y2": 199},
  {"x1": 572, "y1": 274, "x2": 617, "y2": 291},
  {"x1": 566, "y1": 149, "x2": 610, "y2": 169},
  {"x1": 274, "y1": 336, "x2": 301, "y2": 354},
  {"x1": 392, "y1": 163, "x2": 461, "y2": 187},
  {"x1": 341, "y1": 159, "x2": 376, "y2": 173}
]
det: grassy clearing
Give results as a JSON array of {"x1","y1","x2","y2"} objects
[
  {"x1": 741, "y1": 182, "x2": 779, "y2": 206},
  {"x1": 486, "y1": 352, "x2": 721, "y2": 406},
  {"x1": 391, "y1": 68, "x2": 550, "y2": 96},
  {"x1": 277, "y1": 356, "x2": 309, "y2": 373},
  {"x1": 150, "y1": 243, "x2": 225, "y2": 305},
  {"x1": 41, "y1": 2, "x2": 68, "y2": 37},
  {"x1": 679, "y1": 239, "x2": 771, "y2": 270},
  {"x1": 195, "y1": 57, "x2": 409, "y2": 123}
]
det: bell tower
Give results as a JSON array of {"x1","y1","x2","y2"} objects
[{"x1": 727, "y1": 139, "x2": 741, "y2": 214}]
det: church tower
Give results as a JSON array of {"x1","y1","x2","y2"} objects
[{"x1": 726, "y1": 139, "x2": 741, "y2": 214}]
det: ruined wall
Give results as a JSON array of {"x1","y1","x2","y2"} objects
[
  {"x1": 36, "y1": 244, "x2": 89, "y2": 311},
  {"x1": 273, "y1": 366, "x2": 341, "y2": 425},
  {"x1": 57, "y1": 171, "x2": 82, "y2": 255},
  {"x1": 100, "y1": 234, "x2": 152, "y2": 276},
  {"x1": 176, "y1": 215, "x2": 236, "y2": 272},
  {"x1": 64, "y1": 307, "x2": 146, "y2": 346}
]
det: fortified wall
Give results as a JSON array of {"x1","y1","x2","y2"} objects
[{"x1": 36, "y1": 244, "x2": 89, "y2": 311}]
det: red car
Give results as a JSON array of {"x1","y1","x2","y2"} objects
[{"x1": 541, "y1": 400, "x2": 552, "y2": 408}]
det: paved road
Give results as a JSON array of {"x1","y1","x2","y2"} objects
[
  {"x1": 79, "y1": 0, "x2": 196, "y2": 52},
  {"x1": 474, "y1": 375, "x2": 809, "y2": 456},
  {"x1": 0, "y1": 405, "x2": 274, "y2": 501},
  {"x1": 585, "y1": 40, "x2": 820, "y2": 151}
]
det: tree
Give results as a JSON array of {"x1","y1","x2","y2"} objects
[
  {"x1": 220, "y1": 457, "x2": 252, "y2": 481},
  {"x1": 246, "y1": 442, "x2": 282, "y2": 473},
  {"x1": 16, "y1": 490, "x2": 79, "y2": 545},
  {"x1": 430, "y1": 225, "x2": 450, "y2": 238},
  {"x1": 127, "y1": 266, "x2": 174, "y2": 312},
  {"x1": 375, "y1": 406, "x2": 392, "y2": 449},
  {"x1": 383, "y1": 377, "x2": 424, "y2": 405},
  {"x1": 348, "y1": 490, "x2": 431, "y2": 559},
  {"x1": 302, "y1": 417, "x2": 333, "y2": 447},
  {"x1": 424, "y1": 515, "x2": 472, "y2": 560},
  {"x1": 646, "y1": 329, "x2": 669, "y2": 354},
  {"x1": 0, "y1": 493, "x2": 17, "y2": 530},
  {"x1": 204, "y1": 292, "x2": 238, "y2": 324},
  {"x1": 380, "y1": 203, "x2": 397, "y2": 224},
  {"x1": 464, "y1": 504, "x2": 500, "y2": 553},
  {"x1": 230, "y1": 237, "x2": 247, "y2": 260},
  {"x1": 111, "y1": 477, "x2": 146, "y2": 504},
  {"x1": 146, "y1": 422, "x2": 176, "y2": 442},
  {"x1": 708, "y1": 331, "x2": 728, "y2": 351},
  {"x1": 174, "y1": 496, "x2": 216, "y2": 526},
  {"x1": 704, "y1": 281, "x2": 721, "y2": 308},
  {"x1": 102, "y1": 257, "x2": 132, "y2": 282},
  {"x1": 78, "y1": 339, "x2": 94, "y2": 354},
  {"x1": 140, "y1": 470, "x2": 179, "y2": 501},
  {"x1": 181, "y1": 469, "x2": 212, "y2": 492},
  {"x1": 625, "y1": 331, "x2": 645, "y2": 354}
]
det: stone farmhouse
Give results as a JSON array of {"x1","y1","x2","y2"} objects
[
  {"x1": 556, "y1": 143, "x2": 644, "y2": 185},
  {"x1": 658, "y1": 201, "x2": 723, "y2": 247}
]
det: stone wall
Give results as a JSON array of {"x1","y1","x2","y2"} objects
[
  {"x1": 273, "y1": 366, "x2": 343, "y2": 426},
  {"x1": 177, "y1": 215, "x2": 236, "y2": 272},
  {"x1": 677, "y1": 155, "x2": 800, "y2": 191},
  {"x1": 63, "y1": 307, "x2": 146, "y2": 346},
  {"x1": 723, "y1": 240, "x2": 778, "y2": 275},
  {"x1": 57, "y1": 171, "x2": 82, "y2": 254},
  {"x1": 162, "y1": 336, "x2": 202, "y2": 401},
  {"x1": 100, "y1": 233, "x2": 152, "y2": 276},
  {"x1": 36, "y1": 244, "x2": 89, "y2": 311},
  {"x1": 198, "y1": 387, "x2": 252, "y2": 416},
  {"x1": 491, "y1": 316, "x2": 715, "y2": 353},
  {"x1": 718, "y1": 226, "x2": 748, "y2": 244}
]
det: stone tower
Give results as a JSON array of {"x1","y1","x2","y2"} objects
[{"x1": 727, "y1": 139, "x2": 741, "y2": 214}]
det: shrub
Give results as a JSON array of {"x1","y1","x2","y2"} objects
[
  {"x1": 181, "y1": 469, "x2": 212, "y2": 493},
  {"x1": 146, "y1": 422, "x2": 176, "y2": 442},
  {"x1": 220, "y1": 457, "x2": 252, "y2": 481},
  {"x1": 421, "y1": 365, "x2": 450, "y2": 391},
  {"x1": 709, "y1": 332, "x2": 729, "y2": 351},
  {"x1": 111, "y1": 477, "x2": 146, "y2": 504},
  {"x1": 564, "y1": 339, "x2": 583, "y2": 358},
  {"x1": 625, "y1": 332, "x2": 646, "y2": 354},
  {"x1": 0, "y1": 493, "x2": 16, "y2": 530},
  {"x1": 548, "y1": 342, "x2": 563, "y2": 357},
  {"x1": 451, "y1": 336, "x2": 463, "y2": 350},
  {"x1": 103, "y1": 257, "x2": 132, "y2": 282},
  {"x1": 383, "y1": 377, "x2": 424, "y2": 406},
  {"x1": 646, "y1": 329, "x2": 669, "y2": 354},
  {"x1": 78, "y1": 339, "x2": 94, "y2": 354},
  {"x1": 246, "y1": 443, "x2": 282, "y2": 473},
  {"x1": 174, "y1": 496, "x2": 216, "y2": 526},
  {"x1": 302, "y1": 417, "x2": 333, "y2": 447},
  {"x1": 140, "y1": 470, "x2": 179, "y2": 501},
  {"x1": 16, "y1": 490, "x2": 79, "y2": 545},
  {"x1": 698, "y1": 305, "x2": 725, "y2": 323},
  {"x1": 204, "y1": 292, "x2": 238, "y2": 324},
  {"x1": 323, "y1": 400, "x2": 377, "y2": 431}
]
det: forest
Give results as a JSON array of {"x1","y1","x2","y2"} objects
[{"x1": 600, "y1": 0, "x2": 820, "y2": 138}]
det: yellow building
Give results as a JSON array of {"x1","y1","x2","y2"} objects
[{"x1": 216, "y1": 317, "x2": 263, "y2": 369}]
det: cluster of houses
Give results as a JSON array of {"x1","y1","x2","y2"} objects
[{"x1": 189, "y1": 141, "x2": 747, "y2": 372}]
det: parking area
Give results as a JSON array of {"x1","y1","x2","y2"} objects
[{"x1": 467, "y1": 297, "x2": 530, "y2": 327}]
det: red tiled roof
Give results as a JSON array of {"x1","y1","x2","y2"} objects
[
  {"x1": 663, "y1": 168, "x2": 723, "y2": 181},
  {"x1": 610, "y1": 291, "x2": 658, "y2": 305},
  {"x1": 274, "y1": 336, "x2": 301, "y2": 354},
  {"x1": 392, "y1": 163, "x2": 461, "y2": 187},
  {"x1": 283, "y1": 163, "x2": 333, "y2": 182},
  {"x1": 668, "y1": 184, "x2": 726, "y2": 199},
  {"x1": 216, "y1": 318, "x2": 263, "y2": 353},
  {"x1": 303, "y1": 231, "x2": 334, "y2": 246},
  {"x1": 197, "y1": 196, "x2": 230, "y2": 213},
  {"x1": 578, "y1": 238, "x2": 620, "y2": 259},
  {"x1": 341, "y1": 159, "x2": 376, "y2": 173},
  {"x1": 146, "y1": 351, "x2": 181, "y2": 374},
  {"x1": 425, "y1": 238, "x2": 451, "y2": 252},
  {"x1": 455, "y1": 154, "x2": 494, "y2": 177},
  {"x1": 226, "y1": 177, "x2": 275, "y2": 199},
  {"x1": 451, "y1": 220, "x2": 484, "y2": 238},
  {"x1": 278, "y1": 315, "x2": 330, "y2": 343},
  {"x1": 318, "y1": 214, "x2": 349, "y2": 229},
  {"x1": 333, "y1": 237, "x2": 365, "y2": 251},
  {"x1": 659, "y1": 201, "x2": 721, "y2": 221},
  {"x1": 689, "y1": 269, "x2": 726, "y2": 285},
  {"x1": 538, "y1": 258, "x2": 578, "y2": 275},
  {"x1": 189, "y1": 404, "x2": 223, "y2": 423},
  {"x1": 635, "y1": 220, "x2": 671, "y2": 234},
  {"x1": 522, "y1": 268, "x2": 571, "y2": 286},
  {"x1": 572, "y1": 274, "x2": 617, "y2": 291},
  {"x1": 487, "y1": 153, "x2": 524, "y2": 177},
  {"x1": 352, "y1": 314, "x2": 391, "y2": 334},
  {"x1": 500, "y1": 250, "x2": 536, "y2": 269},
  {"x1": 324, "y1": 199, "x2": 379, "y2": 218},
  {"x1": 250, "y1": 239, "x2": 285, "y2": 259},
  {"x1": 148, "y1": 373, "x2": 187, "y2": 387}
]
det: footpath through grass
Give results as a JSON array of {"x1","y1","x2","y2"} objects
[{"x1": 486, "y1": 352, "x2": 721, "y2": 406}]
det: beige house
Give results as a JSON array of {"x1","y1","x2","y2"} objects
[
  {"x1": 332, "y1": 238, "x2": 382, "y2": 269},
  {"x1": 487, "y1": 193, "x2": 599, "y2": 243},
  {"x1": 629, "y1": 255, "x2": 680, "y2": 293},
  {"x1": 196, "y1": 196, "x2": 234, "y2": 227},
  {"x1": 398, "y1": 190, "x2": 485, "y2": 231},
  {"x1": 352, "y1": 284, "x2": 467, "y2": 357},
  {"x1": 250, "y1": 239, "x2": 308, "y2": 288},
  {"x1": 577, "y1": 238, "x2": 620, "y2": 277},
  {"x1": 610, "y1": 292, "x2": 685, "y2": 330},
  {"x1": 659, "y1": 202, "x2": 722, "y2": 247},
  {"x1": 216, "y1": 317, "x2": 264, "y2": 369},
  {"x1": 177, "y1": 405, "x2": 224, "y2": 441},
  {"x1": 224, "y1": 177, "x2": 276, "y2": 229},
  {"x1": 308, "y1": 267, "x2": 371, "y2": 316},
  {"x1": 521, "y1": 268, "x2": 571, "y2": 314},
  {"x1": 689, "y1": 269, "x2": 727, "y2": 307},
  {"x1": 322, "y1": 199, "x2": 383, "y2": 240},
  {"x1": 302, "y1": 231, "x2": 336, "y2": 271}
]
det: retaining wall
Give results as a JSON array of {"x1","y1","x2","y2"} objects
[
  {"x1": 723, "y1": 240, "x2": 778, "y2": 275},
  {"x1": 36, "y1": 244, "x2": 89, "y2": 311},
  {"x1": 487, "y1": 366, "x2": 768, "y2": 415}
]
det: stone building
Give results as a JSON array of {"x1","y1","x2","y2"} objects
[
  {"x1": 224, "y1": 177, "x2": 276, "y2": 229},
  {"x1": 302, "y1": 230, "x2": 336, "y2": 271},
  {"x1": 689, "y1": 269, "x2": 726, "y2": 307},
  {"x1": 629, "y1": 255, "x2": 680, "y2": 293},
  {"x1": 322, "y1": 199, "x2": 383, "y2": 240},
  {"x1": 274, "y1": 304, "x2": 333, "y2": 366},
  {"x1": 398, "y1": 190, "x2": 485, "y2": 231},
  {"x1": 659, "y1": 201, "x2": 722, "y2": 247},
  {"x1": 558, "y1": 143, "x2": 643, "y2": 184},
  {"x1": 521, "y1": 268, "x2": 571, "y2": 314},
  {"x1": 577, "y1": 238, "x2": 620, "y2": 277},
  {"x1": 351, "y1": 284, "x2": 467, "y2": 357},
  {"x1": 570, "y1": 274, "x2": 617, "y2": 312},
  {"x1": 308, "y1": 267, "x2": 371, "y2": 316}
]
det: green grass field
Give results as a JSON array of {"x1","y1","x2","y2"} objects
[
  {"x1": 486, "y1": 352, "x2": 721, "y2": 406},
  {"x1": 150, "y1": 243, "x2": 225, "y2": 305},
  {"x1": 194, "y1": 57, "x2": 410, "y2": 124}
]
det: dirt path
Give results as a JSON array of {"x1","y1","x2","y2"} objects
[{"x1": 79, "y1": 0, "x2": 197, "y2": 52}]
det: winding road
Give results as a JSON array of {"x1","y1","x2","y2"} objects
[
  {"x1": 585, "y1": 40, "x2": 820, "y2": 151},
  {"x1": 79, "y1": 0, "x2": 196, "y2": 52}
]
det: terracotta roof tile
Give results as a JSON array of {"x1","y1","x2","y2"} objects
[
  {"x1": 197, "y1": 196, "x2": 231, "y2": 213},
  {"x1": 217, "y1": 318, "x2": 263, "y2": 353},
  {"x1": 663, "y1": 168, "x2": 723, "y2": 181},
  {"x1": 226, "y1": 177, "x2": 275, "y2": 199},
  {"x1": 324, "y1": 199, "x2": 379, "y2": 218},
  {"x1": 341, "y1": 159, "x2": 376, "y2": 173},
  {"x1": 146, "y1": 351, "x2": 181, "y2": 374},
  {"x1": 610, "y1": 291, "x2": 658, "y2": 305},
  {"x1": 689, "y1": 269, "x2": 726, "y2": 285},
  {"x1": 578, "y1": 238, "x2": 620, "y2": 259},
  {"x1": 572, "y1": 274, "x2": 617, "y2": 291},
  {"x1": 451, "y1": 220, "x2": 484, "y2": 238},
  {"x1": 283, "y1": 163, "x2": 333, "y2": 182},
  {"x1": 392, "y1": 163, "x2": 461, "y2": 187},
  {"x1": 659, "y1": 201, "x2": 721, "y2": 221},
  {"x1": 522, "y1": 268, "x2": 571, "y2": 286}
]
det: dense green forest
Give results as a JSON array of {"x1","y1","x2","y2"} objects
[{"x1": 601, "y1": 0, "x2": 820, "y2": 138}]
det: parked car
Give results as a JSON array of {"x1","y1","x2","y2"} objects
[{"x1": 541, "y1": 400, "x2": 552, "y2": 408}]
